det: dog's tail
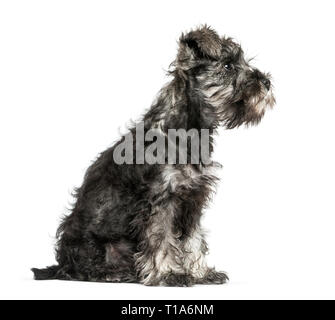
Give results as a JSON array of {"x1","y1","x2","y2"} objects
[{"x1": 31, "y1": 265, "x2": 61, "y2": 280}]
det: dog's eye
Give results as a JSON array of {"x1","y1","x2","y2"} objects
[{"x1": 224, "y1": 63, "x2": 234, "y2": 71}]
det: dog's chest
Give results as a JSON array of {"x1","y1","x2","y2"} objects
[{"x1": 159, "y1": 164, "x2": 218, "y2": 194}]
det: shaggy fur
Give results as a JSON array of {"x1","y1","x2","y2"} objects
[{"x1": 32, "y1": 26, "x2": 275, "y2": 286}]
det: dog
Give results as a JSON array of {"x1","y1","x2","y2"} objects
[{"x1": 32, "y1": 25, "x2": 275, "y2": 286}]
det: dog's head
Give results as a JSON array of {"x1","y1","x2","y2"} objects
[{"x1": 175, "y1": 25, "x2": 275, "y2": 129}]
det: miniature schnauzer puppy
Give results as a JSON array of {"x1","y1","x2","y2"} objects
[{"x1": 32, "y1": 26, "x2": 275, "y2": 286}]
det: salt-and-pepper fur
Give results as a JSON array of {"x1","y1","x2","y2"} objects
[{"x1": 32, "y1": 26, "x2": 275, "y2": 286}]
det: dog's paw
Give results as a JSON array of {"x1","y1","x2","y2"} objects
[
  {"x1": 196, "y1": 269, "x2": 229, "y2": 285},
  {"x1": 160, "y1": 273, "x2": 195, "y2": 287}
]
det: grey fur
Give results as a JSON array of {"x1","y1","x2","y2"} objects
[{"x1": 32, "y1": 25, "x2": 275, "y2": 286}]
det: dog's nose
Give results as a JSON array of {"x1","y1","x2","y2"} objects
[{"x1": 261, "y1": 78, "x2": 271, "y2": 90}]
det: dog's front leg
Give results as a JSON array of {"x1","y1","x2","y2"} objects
[
  {"x1": 135, "y1": 203, "x2": 195, "y2": 286},
  {"x1": 182, "y1": 226, "x2": 228, "y2": 284}
]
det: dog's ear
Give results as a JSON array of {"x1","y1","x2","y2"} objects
[{"x1": 179, "y1": 25, "x2": 222, "y2": 61}]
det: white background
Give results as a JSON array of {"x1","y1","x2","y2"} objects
[{"x1": 1, "y1": 0, "x2": 335, "y2": 300}]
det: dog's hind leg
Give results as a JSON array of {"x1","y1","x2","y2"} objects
[
  {"x1": 55, "y1": 236, "x2": 137, "y2": 282},
  {"x1": 103, "y1": 240, "x2": 138, "y2": 283}
]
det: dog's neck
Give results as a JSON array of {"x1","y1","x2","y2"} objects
[
  {"x1": 141, "y1": 72, "x2": 215, "y2": 164},
  {"x1": 143, "y1": 71, "x2": 216, "y2": 134}
]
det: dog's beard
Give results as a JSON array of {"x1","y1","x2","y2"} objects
[
  {"x1": 196, "y1": 70, "x2": 275, "y2": 129},
  {"x1": 211, "y1": 86, "x2": 275, "y2": 129},
  {"x1": 244, "y1": 86, "x2": 275, "y2": 115}
]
